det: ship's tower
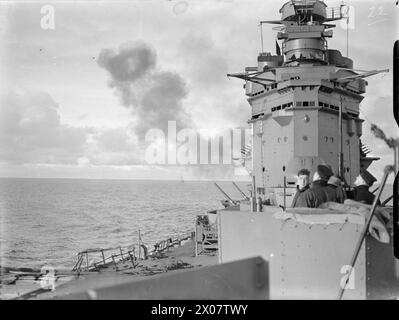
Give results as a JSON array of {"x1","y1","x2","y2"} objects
[{"x1": 229, "y1": 0, "x2": 386, "y2": 207}]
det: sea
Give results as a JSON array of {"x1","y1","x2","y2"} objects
[
  {"x1": 0, "y1": 178, "x2": 250, "y2": 270},
  {"x1": 0, "y1": 178, "x2": 393, "y2": 271}
]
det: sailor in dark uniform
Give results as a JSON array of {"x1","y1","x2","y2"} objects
[
  {"x1": 326, "y1": 176, "x2": 346, "y2": 203},
  {"x1": 301, "y1": 165, "x2": 334, "y2": 208},
  {"x1": 291, "y1": 169, "x2": 310, "y2": 208},
  {"x1": 353, "y1": 171, "x2": 379, "y2": 205}
]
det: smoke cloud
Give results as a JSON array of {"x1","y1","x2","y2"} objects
[{"x1": 98, "y1": 41, "x2": 192, "y2": 138}]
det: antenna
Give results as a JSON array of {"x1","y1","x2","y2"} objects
[
  {"x1": 346, "y1": 12, "x2": 349, "y2": 57},
  {"x1": 259, "y1": 22, "x2": 264, "y2": 53},
  {"x1": 340, "y1": 2, "x2": 350, "y2": 57}
]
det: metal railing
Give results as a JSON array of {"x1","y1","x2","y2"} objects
[
  {"x1": 72, "y1": 233, "x2": 194, "y2": 272},
  {"x1": 326, "y1": 7, "x2": 343, "y2": 20},
  {"x1": 152, "y1": 234, "x2": 192, "y2": 254},
  {"x1": 72, "y1": 246, "x2": 138, "y2": 272},
  {"x1": 337, "y1": 165, "x2": 395, "y2": 300}
]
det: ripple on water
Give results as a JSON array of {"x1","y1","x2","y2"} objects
[{"x1": 0, "y1": 179, "x2": 229, "y2": 268}]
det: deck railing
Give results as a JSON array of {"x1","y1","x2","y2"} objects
[
  {"x1": 326, "y1": 6, "x2": 343, "y2": 20},
  {"x1": 152, "y1": 234, "x2": 192, "y2": 254},
  {"x1": 72, "y1": 246, "x2": 138, "y2": 272},
  {"x1": 72, "y1": 233, "x2": 194, "y2": 272}
]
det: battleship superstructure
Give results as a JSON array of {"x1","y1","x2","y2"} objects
[
  {"x1": 218, "y1": 0, "x2": 398, "y2": 300},
  {"x1": 47, "y1": 0, "x2": 397, "y2": 300},
  {"x1": 229, "y1": 0, "x2": 386, "y2": 207}
]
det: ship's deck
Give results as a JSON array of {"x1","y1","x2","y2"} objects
[{"x1": 1, "y1": 239, "x2": 218, "y2": 300}]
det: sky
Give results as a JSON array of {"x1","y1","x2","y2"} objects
[{"x1": 0, "y1": 0, "x2": 398, "y2": 181}]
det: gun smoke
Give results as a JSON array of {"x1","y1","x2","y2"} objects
[{"x1": 98, "y1": 41, "x2": 192, "y2": 139}]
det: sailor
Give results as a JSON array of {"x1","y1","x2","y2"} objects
[
  {"x1": 301, "y1": 165, "x2": 333, "y2": 208},
  {"x1": 353, "y1": 171, "x2": 380, "y2": 205},
  {"x1": 291, "y1": 169, "x2": 310, "y2": 208},
  {"x1": 326, "y1": 176, "x2": 346, "y2": 203}
]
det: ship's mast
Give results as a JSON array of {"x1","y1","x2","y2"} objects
[
  {"x1": 338, "y1": 96, "x2": 344, "y2": 180},
  {"x1": 228, "y1": 0, "x2": 388, "y2": 208}
]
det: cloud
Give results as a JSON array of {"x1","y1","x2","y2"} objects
[
  {"x1": 98, "y1": 42, "x2": 156, "y2": 83},
  {"x1": 0, "y1": 1, "x2": 394, "y2": 181},
  {"x1": 0, "y1": 89, "x2": 247, "y2": 181},
  {"x1": 179, "y1": 32, "x2": 229, "y2": 87},
  {"x1": 177, "y1": 31, "x2": 250, "y2": 130},
  {"x1": 0, "y1": 90, "x2": 148, "y2": 167},
  {"x1": 98, "y1": 41, "x2": 192, "y2": 138},
  {"x1": 0, "y1": 90, "x2": 89, "y2": 164},
  {"x1": 87, "y1": 126, "x2": 145, "y2": 166},
  {"x1": 96, "y1": 127, "x2": 137, "y2": 153}
]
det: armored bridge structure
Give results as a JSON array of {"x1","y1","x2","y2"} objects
[
  {"x1": 228, "y1": 0, "x2": 387, "y2": 207},
  {"x1": 223, "y1": 0, "x2": 398, "y2": 300}
]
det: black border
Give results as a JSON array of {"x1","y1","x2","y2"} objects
[
  {"x1": 394, "y1": 40, "x2": 399, "y2": 259},
  {"x1": 1, "y1": 300, "x2": 398, "y2": 318}
]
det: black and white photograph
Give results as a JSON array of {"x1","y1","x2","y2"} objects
[{"x1": 0, "y1": 0, "x2": 398, "y2": 305}]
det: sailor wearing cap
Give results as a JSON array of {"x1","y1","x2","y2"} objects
[
  {"x1": 300, "y1": 165, "x2": 333, "y2": 208},
  {"x1": 291, "y1": 169, "x2": 311, "y2": 208},
  {"x1": 353, "y1": 171, "x2": 379, "y2": 205},
  {"x1": 326, "y1": 176, "x2": 346, "y2": 204}
]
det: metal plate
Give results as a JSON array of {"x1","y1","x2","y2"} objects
[
  {"x1": 219, "y1": 209, "x2": 366, "y2": 299},
  {"x1": 54, "y1": 257, "x2": 269, "y2": 300},
  {"x1": 366, "y1": 236, "x2": 399, "y2": 300}
]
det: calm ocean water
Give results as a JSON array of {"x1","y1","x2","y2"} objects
[
  {"x1": 0, "y1": 178, "x2": 393, "y2": 270},
  {"x1": 0, "y1": 178, "x2": 249, "y2": 270}
]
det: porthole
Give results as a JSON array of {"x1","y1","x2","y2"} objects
[
  {"x1": 331, "y1": 137, "x2": 334, "y2": 143},
  {"x1": 303, "y1": 135, "x2": 308, "y2": 141}
]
